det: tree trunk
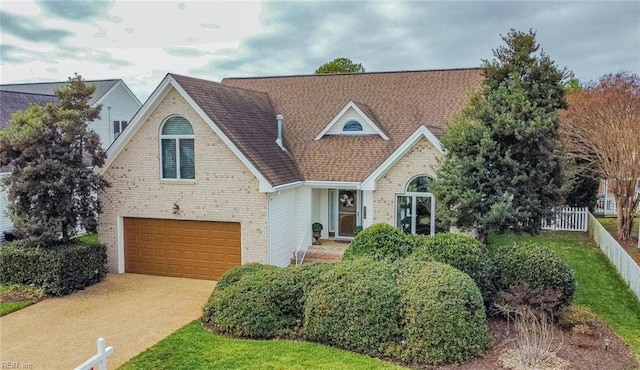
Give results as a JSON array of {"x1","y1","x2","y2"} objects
[{"x1": 616, "y1": 195, "x2": 639, "y2": 241}]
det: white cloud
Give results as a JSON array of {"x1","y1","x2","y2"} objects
[{"x1": 1, "y1": 0, "x2": 638, "y2": 102}]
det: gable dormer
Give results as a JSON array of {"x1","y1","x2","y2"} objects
[{"x1": 314, "y1": 101, "x2": 389, "y2": 140}]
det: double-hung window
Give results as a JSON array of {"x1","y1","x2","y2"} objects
[
  {"x1": 160, "y1": 116, "x2": 195, "y2": 180},
  {"x1": 113, "y1": 120, "x2": 128, "y2": 138}
]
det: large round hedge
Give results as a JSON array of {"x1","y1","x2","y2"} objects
[
  {"x1": 492, "y1": 242, "x2": 576, "y2": 314},
  {"x1": 203, "y1": 262, "x2": 333, "y2": 339},
  {"x1": 214, "y1": 262, "x2": 277, "y2": 291},
  {"x1": 396, "y1": 258, "x2": 491, "y2": 365},
  {"x1": 411, "y1": 233, "x2": 496, "y2": 306},
  {"x1": 342, "y1": 223, "x2": 414, "y2": 261},
  {"x1": 303, "y1": 257, "x2": 403, "y2": 356}
]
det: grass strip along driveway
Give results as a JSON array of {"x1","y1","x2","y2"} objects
[
  {"x1": 489, "y1": 231, "x2": 640, "y2": 358},
  {"x1": 118, "y1": 321, "x2": 403, "y2": 370}
]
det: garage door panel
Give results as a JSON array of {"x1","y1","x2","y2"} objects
[{"x1": 124, "y1": 218, "x2": 242, "y2": 280}]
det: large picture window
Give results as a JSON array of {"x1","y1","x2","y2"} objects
[
  {"x1": 397, "y1": 175, "x2": 435, "y2": 235},
  {"x1": 160, "y1": 116, "x2": 195, "y2": 180}
]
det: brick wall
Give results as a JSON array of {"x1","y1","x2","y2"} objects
[
  {"x1": 372, "y1": 137, "x2": 440, "y2": 225},
  {"x1": 99, "y1": 87, "x2": 268, "y2": 272}
]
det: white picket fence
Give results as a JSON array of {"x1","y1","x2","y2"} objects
[
  {"x1": 75, "y1": 338, "x2": 113, "y2": 370},
  {"x1": 588, "y1": 213, "x2": 640, "y2": 301},
  {"x1": 541, "y1": 207, "x2": 588, "y2": 232}
]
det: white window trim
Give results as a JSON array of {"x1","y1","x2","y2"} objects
[
  {"x1": 159, "y1": 117, "x2": 195, "y2": 181},
  {"x1": 314, "y1": 101, "x2": 389, "y2": 140},
  {"x1": 395, "y1": 190, "x2": 436, "y2": 236}
]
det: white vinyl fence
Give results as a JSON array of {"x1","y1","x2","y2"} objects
[
  {"x1": 74, "y1": 338, "x2": 113, "y2": 370},
  {"x1": 542, "y1": 207, "x2": 588, "y2": 232},
  {"x1": 588, "y1": 213, "x2": 640, "y2": 301}
]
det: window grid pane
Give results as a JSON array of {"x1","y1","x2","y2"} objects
[
  {"x1": 161, "y1": 139, "x2": 177, "y2": 179},
  {"x1": 179, "y1": 139, "x2": 195, "y2": 179}
]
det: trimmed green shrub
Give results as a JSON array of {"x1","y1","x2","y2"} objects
[
  {"x1": 342, "y1": 223, "x2": 413, "y2": 262},
  {"x1": 411, "y1": 233, "x2": 496, "y2": 306},
  {"x1": 0, "y1": 240, "x2": 107, "y2": 296},
  {"x1": 558, "y1": 305, "x2": 598, "y2": 330},
  {"x1": 304, "y1": 257, "x2": 403, "y2": 356},
  {"x1": 492, "y1": 242, "x2": 576, "y2": 315},
  {"x1": 395, "y1": 258, "x2": 491, "y2": 365},
  {"x1": 214, "y1": 263, "x2": 277, "y2": 291},
  {"x1": 203, "y1": 262, "x2": 333, "y2": 339}
]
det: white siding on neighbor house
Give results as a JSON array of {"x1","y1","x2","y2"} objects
[
  {"x1": 268, "y1": 188, "x2": 297, "y2": 267},
  {"x1": 90, "y1": 83, "x2": 141, "y2": 149},
  {"x1": 0, "y1": 178, "x2": 12, "y2": 242}
]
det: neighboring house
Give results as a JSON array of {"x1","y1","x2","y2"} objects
[
  {"x1": 595, "y1": 179, "x2": 640, "y2": 216},
  {"x1": 0, "y1": 80, "x2": 142, "y2": 241},
  {"x1": 0, "y1": 79, "x2": 142, "y2": 149},
  {"x1": 98, "y1": 68, "x2": 483, "y2": 280}
]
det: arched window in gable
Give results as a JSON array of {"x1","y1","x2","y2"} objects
[{"x1": 160, "y1": 116, "x2": 195, "y2": 180}]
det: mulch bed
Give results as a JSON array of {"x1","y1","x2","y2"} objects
[{"x1": 429, "y1": 318, "x2": 638, "y2": 370}]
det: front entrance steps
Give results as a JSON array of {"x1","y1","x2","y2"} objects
[{"x1": 293, "y1": 239, "x2": 349, "y2": 264}]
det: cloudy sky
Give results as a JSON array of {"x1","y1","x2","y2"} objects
[{"x1": 1, "y1": 0, "x2": 638, "y2": 102}]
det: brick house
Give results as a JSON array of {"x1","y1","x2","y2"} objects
[{"x1": 99, "y1": 69, "x2": 483, "y2": 279}]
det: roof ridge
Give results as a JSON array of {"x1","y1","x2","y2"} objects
[
  {"x1": 0, "y1": 90, "x2": 56, "y2": 98},
  {"x1": 222, "y1": 67, "x2": 482, "y2": 81},
  {"x1": 170, "y1": 73, "x2": 271, "y2": 97},
  {"x1": 0, "y1": 79, "x2": 120, "y2": 86}
]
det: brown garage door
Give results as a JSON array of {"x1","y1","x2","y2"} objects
[{"x1": 124, "y1": 218, "x2": 241, "y2": 280}]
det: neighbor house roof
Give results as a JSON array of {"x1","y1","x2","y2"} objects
[
  {"x1": 0, "y1": 90, "x2": 58, "y2": 174},
  {"x1": 0, "y1": 79, "x2": 120, "y2": 106},
  {"x1": 222, "y1": 68, "x2": 483, "y2": 182},
  {"x1": 170, "y1": 74, "x2": 302, "y2": 186},
  {"x1": 0, "y1": 90, "x2": 57, "y2": 130}
]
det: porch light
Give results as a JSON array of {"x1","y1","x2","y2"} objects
[
  {"x1": 173, "y1": 202, "x2": 180, "y2": 215},
  {"x1": 401, "y1": 340, "x2": 407, "y2": 348}
]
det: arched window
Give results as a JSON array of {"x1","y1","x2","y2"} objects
[
  {"x1": 397, "y1": 175, "x2": 435, "y2": 236},
  {"x1": 343, "y1": 120, "x2": 363, "y2": 132},
  {"x1": 160, "y1": 116, "x2": 195, "y2": 180}
]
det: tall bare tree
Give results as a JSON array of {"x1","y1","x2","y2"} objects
[{"x1": 561, "y1": 73, "x2": 640, "y2": 240}]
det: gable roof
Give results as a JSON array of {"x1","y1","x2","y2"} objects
[
  {"x1": 0, "y1": 79, "x2": 122, "y2": 106},
  {"x1": 314, "y1": 100, "x2": 389, "y2": 140},
  {"x1": 222, "y1": 68, "x2": 483, "y2": 182},
  {"x1": 170, "y1": 74, "x2": 302, "y2": 186}
]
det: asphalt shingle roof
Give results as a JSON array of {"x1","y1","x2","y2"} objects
[
  {"x1": 222, "y1": 68, "x2": 484, "y2": 182},
  {"x1": 0, "y1": 79, "x2": 118, "y2": 106},
  {"x1": 170, "y1": 74, "x2": 302, "y2": 186}
]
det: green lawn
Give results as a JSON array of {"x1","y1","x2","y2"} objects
[
  {"x1": 119, "y1": 321, "x2": 404, "y2": 370},
  {"x1": 489, "y1": 231, "x2": 640, "y2": 357},
  {"x1": 0, "y1": 284, "x2": 45, "y2": 317},
  {"x1": 76, "y1": 233, "x2": 99, "y2": 245}
]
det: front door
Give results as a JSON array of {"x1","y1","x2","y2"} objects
[{"x1": 338, "y1": 190, "x2": 358, "y2": 238}]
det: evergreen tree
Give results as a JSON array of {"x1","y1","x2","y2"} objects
[
  {"x1": 432, "y1": 29, "x2": 568, "y2": 242},
  {"x1": 0, "y1": 74, "x2": 108, "y2": 245}
]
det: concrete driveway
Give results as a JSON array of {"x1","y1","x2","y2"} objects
[{"x1": 0, "y1": 274, "x2": 216, "y2": 369}]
